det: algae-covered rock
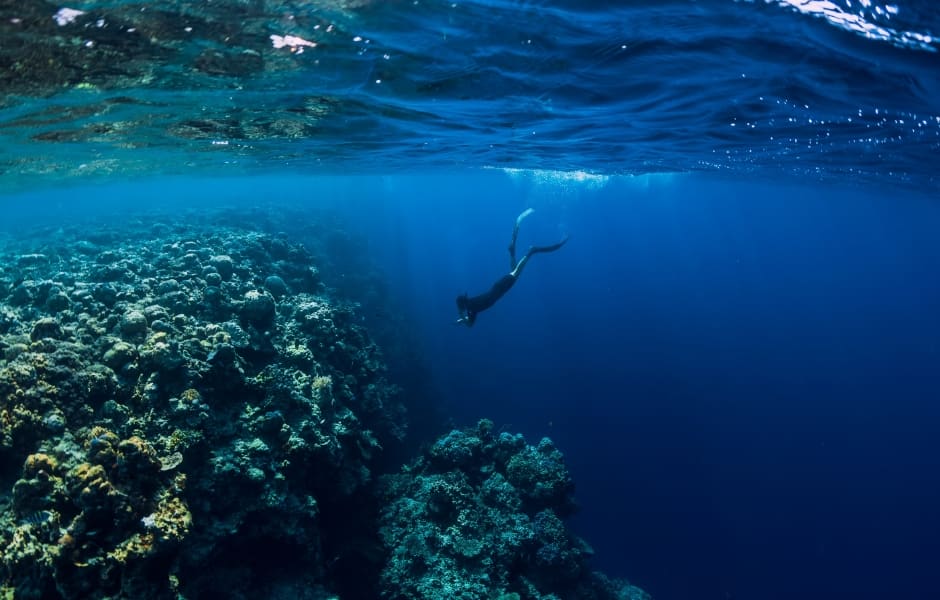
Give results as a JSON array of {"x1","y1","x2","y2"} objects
[
  {"x1": 208, "y1": 255, "x2": 234, "y2": 281},
  {"x1": 103, "y1": 340, "x2": 137, "y2": 369},
  {"x1": 29, "y1": 318, "x2": 63, "y2": 342},
  {"x1": 264, "y1": 274, "x2": 289, "y2": 299},
  {"x1": 241, "y1": 289, "x2": 277, "y2": 324},
  {"x1": 44, "y1": 293, "x2": 71, "y2": 314},
  {"x1": 378, "y1": 421, "x2": 650, "y2": 600},
  {"x1": 0, "y1": 214, "x2": 405, "y2": 599},
  {"x1": 120, "y1": 310, "x2": 148, "y2": 337}
]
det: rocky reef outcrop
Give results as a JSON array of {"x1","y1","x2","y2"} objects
[
  {"x1": 378, "y1": 419, "x2": 650, "y2": 600},
  {"x1": 0, "y1": 214, "x2": 402, "y2": 599}
]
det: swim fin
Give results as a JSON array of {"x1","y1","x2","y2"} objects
[
  {"x1": 516, "y1": 208, "x2": 535, "y2": 227},
  {"x1": 529, "y1": 235, "x2": 569, "y2": 255}
]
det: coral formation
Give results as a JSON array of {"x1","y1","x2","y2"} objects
[
  {"x1": 0, "y1": 214, "x2": 402, "y2": 599},
  {"x1": 378, "y1": 420, "x2": 650, "y2": 600}
]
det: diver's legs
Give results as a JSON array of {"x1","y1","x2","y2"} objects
[
  {"x1": 508, "y1": 208, "x2": 534, "y2": 270},
  {"x1": 510, "y1": 253, "x2": 531, "y2": 278},
  {"x1": 510, "y1": 235, "x2": 569, "y2": 278}
]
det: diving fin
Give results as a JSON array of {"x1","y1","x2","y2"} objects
[{"x1": 516, "y1": 208, "x2": 535, "y2": 227}]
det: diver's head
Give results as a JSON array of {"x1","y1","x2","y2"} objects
[{"x1": 455, "y1": 294, "x2": 476, "y2": 327}]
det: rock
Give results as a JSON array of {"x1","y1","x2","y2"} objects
[
  {"x1": 0, "y1": 214, "x2": 429, "y2": 600},
  {"x1": 120, "y1": 310, "x2": 148, "y2": 336},
  {"x1": 208, "y1": 255, "x2": 234, "y2": 281},
  {"x1": 92, "y1": 283, "x2": 118, "y2": 306},
  {"x1": 103, "y1": 341, "x2": 137, "y2": 369},
  {"x1": 143, "y1": 304, "x2": 170, "y2": 323},
  {"x1": 151, "y1": 319, "x2": 174, "y2": 333},
  {"x1": 240, "y1": 289, "x2": 276, "y2": 324},
  {"x1": 30, "y1": 317, "x2": 64, "y2": 341},
  {"x1": 9, "y1": 283, "x2": 32, "y2": 306},
  {"x1": 157, "y1": 279, "x2": 180, "y2": 295},
  {"x1": 263, "y1": 275, "x2": 289, "y2": 299},
  {"x1": 17, "y1": 253, "x2": 48, "y2": 267},
  {"x1": 45, "y1": 292, "x2": 71, "y2": 313},
  {"x1": 3, "y1": 343, "x2": 28, "y2": 361},
  {"x1": 74, "y1": 240, "x2": 100, "y2": 255},
  {"x1": 181, "y1": 252, "x2": 201, "y2": 268}
]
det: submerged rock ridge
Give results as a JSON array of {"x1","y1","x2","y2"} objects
[
  {"x1": 0, "y1": 214, "x2": 649, "y2": 599},
  {"x1": 378, "y1": 420, "x2": 650, "y2": 600},
  {"x1": 0, "y1": 216, "x2": 403, "y2": 599}
]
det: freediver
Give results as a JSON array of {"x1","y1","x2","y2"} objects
[{"x1": 456, "y1": 208, "x2": 568, "y2": 327}]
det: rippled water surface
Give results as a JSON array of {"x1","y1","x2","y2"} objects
[{"x1": 1, "y1": 0, "x2": 938, "y2": 190}]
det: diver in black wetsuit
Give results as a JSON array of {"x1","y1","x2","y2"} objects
[{"x1": 456, "y1": 208, "x2": 568, "y2": 327}]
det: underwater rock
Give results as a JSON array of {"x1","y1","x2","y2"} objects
[
  {"x1": 29, "y1": 318, "x2": 64, "y2": 342},
  {"x1": 0, "y1": 214, "x2": 406, "y2": 599},
  {"x1": 240, "y1": 289, "x2": 277, "y2": 324},
  {"x1": 505, "y1": 437, "x2": 576, "y2": 513},
  {"x1": 12, "y1": 453, "x2": 65, "y2": 516},
  {"x1": 208, "y1": 254, "x2": 234, "y2": 281},
  {"x1": 102, "y1": 340, "x2": 137, "y2": 370},
  {"x1": 92, "y1": 283, "x2": 118, "y2": 307},
  {"x1": 16, "y1": 254, "x2": 48, "y2": 268},
  {"x1": 142, "y1": 304, "x2": 171, "y2": 324},
  {"x1": 119, "y1": 309, "x2": 148, "y2": 337},
  {"x1": 156, "y1": 279, "x2": 180, "y2": 295},
  {"x1": 264, "y1": 274, "x2": 289, "y2": 299},
  {"x1": 378, "y1": 420, "x2": 649, "y2": 600},
  {"x1": 8, "y1": 284, "x2": 32, "y2": 307},
  {"x1": 44, "y1": 292, "x2": 71, "y2": 314}
]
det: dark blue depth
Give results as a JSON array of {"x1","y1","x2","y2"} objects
[{"x1": 348, "y1": 172, "x2": 940, "y2": 600}]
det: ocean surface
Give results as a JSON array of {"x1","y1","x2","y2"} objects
[
  {"x1": 1, "y1": 0, "x2": 939, "y2": 189},
  {"x1": 2, "y1": 1, "x2": 940, "y2": 600}
]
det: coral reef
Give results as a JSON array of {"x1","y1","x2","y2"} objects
[
  {"x1": 378, "y1": 420, "x2": 650, "y2": 600},
  {"x1": 0, "y1": 213, "x2": 402, "y2": 599}
]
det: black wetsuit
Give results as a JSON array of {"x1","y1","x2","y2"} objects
[
  {"x1": 459, "y1": 274, "x2": 517, "y2": 326},
  {"x1": 456, "y1": 210, "x2": 567, "y2": 327}
]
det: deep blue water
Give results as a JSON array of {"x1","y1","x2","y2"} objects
[
  {"x1": 353, "y1": 171, "x2": 940, "y2": 600},
  {"x1": 5, "y1": 171, "x2": 939, "y2": 600}
]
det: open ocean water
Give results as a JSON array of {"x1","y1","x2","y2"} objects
[{"x1": 1, "y1": 1, "x2": 940, "y2": 600}]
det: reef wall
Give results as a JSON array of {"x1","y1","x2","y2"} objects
[{"x1": 0, "y1": 213, "x2": 402, "y2": 598}]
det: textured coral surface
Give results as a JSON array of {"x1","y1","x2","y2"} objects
[
  {"x1": 378, "y1": 420, "x2": 650, "y2": 600},
  {"x1": 0, "y1": 212, "x2": 401, "y2": 599}
]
